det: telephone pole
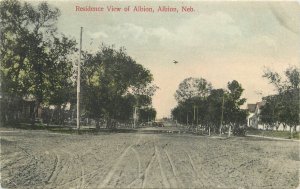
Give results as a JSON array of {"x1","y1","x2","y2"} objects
[
  {"x1": 77, "y1": 27, "x2": 83, "y2": 130},
  {"x1": 219, "y1": 94, "x2": 225, "y2": 136},
  {"x1": 196, "y1": 106, "x2": 199, "y2": 133},
  {"x1": 193, "y1": 105, "x2": 196, "y2": 123},
  {"x1": 193, "y1": 105, "x2": 196, "y2": 132},
  {"x1": 186, "y1": 112, "x2": 189, "y2": 126},
  {"x1": 133, "y1": 106, "x2": 137, "y2": 128}
]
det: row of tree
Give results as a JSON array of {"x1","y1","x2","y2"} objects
[
  {"x1": 0, "y1": 0, "x2": 157, "y2": 127},
  {"x1": 171, "y1": 77, "x2": 247, "y2": 135},
  {"x1": 260, "y1": 66, "x2": 299, "y2": 134}
]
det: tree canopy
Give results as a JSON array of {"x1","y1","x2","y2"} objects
[
  {"x1": 175, "y1": 77, "x2": 212, "y2": 103},
  {"x1": 81, "y1": 46, "x2": 157, "y2": 127},
  {"x1": 172, "y1": 77, "x2": 247, "y2": 135},
  {"x1": 0, "y1": 0, "x2": 157, "y2": 127},
  {"x1": 261, "y1": 66, "x2": 300, "y2": 133},
  {"x1": 0, "y1": 0, "x2": 77, "y2": 124}
]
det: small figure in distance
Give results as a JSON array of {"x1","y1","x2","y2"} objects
[{"x1": 173, "y1": 60, "x2": 178, "y2": 64}]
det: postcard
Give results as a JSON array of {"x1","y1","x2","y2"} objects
[{"x1": 1, "y1": 0, "x2": 299, "y2": 188}]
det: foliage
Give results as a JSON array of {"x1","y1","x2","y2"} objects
[
  {"x1": 0, "y1": 0, "x2": 157, "y2": 127},
  {"x1": 246, "y1": 127, "x2": 300, "y2": 140},
  {"x1": 172, "y1": 78, "x2": 247, "y2": 135},
  {"x1": 261, "y1": 66, "x2": 300, "y2": 133},
  {"x1": 175, "y1": 77, "x2": 212, "y2": 103},
  {"x1": 232, "y1": 127, "x2": 246, "y2": 136},
  {"x1": 139, "y1": 107, "x2": 156, "y2": 123},
  {"x1": 260, "y1": 95, "x2": 279, "y2": 128},
  {"x1": 81, "y1": 45, "x2": 157, "y2": 127},
  {"x1": 223, "y1": 80, "x2": 247, "y2": 127},
  {"x1": 0, "y1": 0, "x2": 76, "y2": 124}
]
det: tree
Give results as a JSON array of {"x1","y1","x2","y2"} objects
[
  {"x1": 0, "y1": 0, "x2": 77, "y2": 125},
  {"x1": 81, "y1": 45, "x2": 157, "y2": 128},
  {"x1": 262, "y1": 66, "x2": 300, "y2": 137},
  {"x1": 285, "y1": 66, "x2": 300, "y2": 90},
  {"x1": 139, "y1": 107, "x2": 156, "y2": 123},
  {"x1": 171, "y1": 104, "x2": 188, "y2": 125},
  {"x1": 206, "y1": 89, "x2": 225, "y2": 133},
  {"x1": 172, "y1": 79, "x2": 247, "y2": 136},
  {"x1": 278, "y1": 90, "x2": 299, "y2": 133},
  {"x1": 223, "y1": 80, "x2": 247, "y2": 136},
  {"x1": 260, "y1": 95, "x2": 279, "y2": 130},
  {"x1": 175, "y1": 77, "x2": 212, "y2": 103}
]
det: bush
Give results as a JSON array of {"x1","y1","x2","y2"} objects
[{"x1": 233, "y1": 127, "x2": 246, "y2": 136}]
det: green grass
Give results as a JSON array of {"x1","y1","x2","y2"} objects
[
  {"x1": 246, "y1": 128, "x2": 300, "y2": 140},
  {"x1": 1, "y1": 123, "x2": 139, "y2": 135},
  {"x1": 2, "y1": 123, "x2": 299, "y2": 139}
]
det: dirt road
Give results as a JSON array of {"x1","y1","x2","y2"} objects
[{"x1": 1, "y1": 128, "x2": 299, "y2": 188}]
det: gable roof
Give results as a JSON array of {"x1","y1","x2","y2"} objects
[
  {"x1": 247, "y1": 104, "x2": 256, "y2": 113},
  {"x1": 256, "y1": 101, "x2": 266, "y2": 109}
]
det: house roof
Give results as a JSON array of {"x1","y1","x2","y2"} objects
[
  {"x1": 256, "y1": 101, "x2": 266, "y2": 109},
  {"x1": 247, "y1": 104, "x2": 256, "y2": 113}
]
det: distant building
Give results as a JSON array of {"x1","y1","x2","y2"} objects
[
  {"x1": 247, "y1": 101, "x2": 266, "y2": 128},
  {"x1": 247, "y1": 100, "x2": 300, "y2": 131},
  {"x1": 0, "y1": 95, "x2": 37, "y2": 123}
]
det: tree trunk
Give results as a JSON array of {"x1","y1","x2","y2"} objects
[
  {"x1": 5, "y1": 113, "x2": 8, "y2": 123},
  {"x1": 31, "y1": 100, "x2": 40, "y2": 126},
  {"x1": 106, "y1": 118, "x2": 112, "y2": 129},
  {"x1": 96, "y1": 118, "x2": 100, "y2": 130},
  {"x1": 61, "y1": 104, "x2": 66, "y2": 126},
  {"x1": 57, "y1": 106, "x2": 61, "y2": 125},
  {"x1": 48, "y1": 108, "x2": 55, "y2": 126},
  {"x1": 228, "y1": 125, "x2": 231, "y2": 137},
  {"x1": 283, "y1": 124, "x2": 286, "y2": 131},
  {"x1": 275, "y1": 123, "x2": 279, "y2": 131}
]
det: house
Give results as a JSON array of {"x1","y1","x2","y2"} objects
[
  {"x1": 247, "y1": 101, "x2": 266, "y2": 128},
  {"x1": 247, "y1": 100, "x2": 300, "y2": 131},
  {"x1": 0, "y1": 95, "x2": 38, "y2": 123}
]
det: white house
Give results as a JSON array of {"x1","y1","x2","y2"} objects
[
  {"x1": 247, "y1": 101, "x2": 266, "y2": 129},
  {"x1": 247, "y1": 101, "x2": 299, "y2": 131}
]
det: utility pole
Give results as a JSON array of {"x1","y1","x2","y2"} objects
[
  {"x1": 193, "y1": 105, "x2": 196, "y2": 123},
  {"x1": 77, "y1": 27, "x2": 83, "y2": 130},
  {"x1": 133, "y1": 106, "x2": 137, "y2": 128},
  {"x1": 219, "y1": 94, "x2": 225, "y2": 136},
  {"x1": 193, "y1": 105, "x2": 196, "y2": 132},
  {"x1": 196, "y1": 106, "x2": 199, "y2": 125},
  {"x1": 196, "y1": 106, "x2": 199, "y2": 133},
  {"x1": 186, "y1": 112, "x2": 189, "y2": 126}
]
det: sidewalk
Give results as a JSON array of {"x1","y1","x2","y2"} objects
[{"x1": 247, "y1": 134, "x2": 300, "y2": 142}]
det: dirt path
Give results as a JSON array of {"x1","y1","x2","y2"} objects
[{"x1": 1, "y1": 130, "x2": 299, "y2": 188}]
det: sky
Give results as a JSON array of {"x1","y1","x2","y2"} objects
[{"x1": 29, "y1": 0, "x2": 300, "y2": 118}]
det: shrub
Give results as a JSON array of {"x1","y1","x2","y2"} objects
[{"x1": 233, "y1": 127, "x2": 246, "y2": 136}]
